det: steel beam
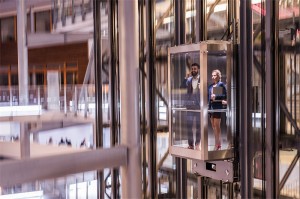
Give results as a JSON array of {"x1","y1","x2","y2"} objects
[
  {"x1": 0, "y1": 146, "x2": 127, "y2": 187},
  {"x1": 93, "y1": 0, "x2": 104, "y2": 198},
  {"x1": 265, "y1": 1, "x2": 279, "y2": 198},
  {"x1": 239, "y1": 0, "x2": 253, "y2": 198},
  {"x1": 146, "y1": 0, "x2": 157, "y2": 198}
]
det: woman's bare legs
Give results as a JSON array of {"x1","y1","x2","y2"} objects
[{"x1": 210, "y1": 117, "x2": 221, "y2": 150}]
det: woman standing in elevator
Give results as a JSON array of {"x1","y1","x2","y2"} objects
[{"x1": 208, "y1": 69, "x2": 227, "y2": 150}]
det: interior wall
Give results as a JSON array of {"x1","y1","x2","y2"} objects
[{"x1": 0, "y1": 42, "x2": 88, "y2": 84}]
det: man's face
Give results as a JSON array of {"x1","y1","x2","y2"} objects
[{"x1": 191, "y1": 66, "x2": 199, "y2": 77}]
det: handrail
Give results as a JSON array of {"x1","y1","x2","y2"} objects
[{"x1": 0, "y1": 146, "x2": 127, "y2": 187}]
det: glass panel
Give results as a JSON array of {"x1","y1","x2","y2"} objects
[
  {"x1": 185, "y1": 0, "x2": 196, "y2": 43},
  {"x1": 30, "y1": 72, "x2": 44, "y2": 85},
  {"x1": 0, "y1": 74, "x2": 8, "y2": 86},
  {"x1": 1, "y1": 17, "x2": 15, "y2": 42},
  {"x1": 278, "y1": 0, "x2": 300, "y2": 198},
  {"x1": 66, "y1": 72, "x2": 77, "y2": 84},
  {"x1": 35, "y1": 11, "x2": 51, "y2": 32},
  {"x1": 251, "y1": 0, "x2": 265, "y2": 196},
  {"x1": 170, "y1": 51, "x2": 200, "y2": 149},
  {"x1": 207, "y1": 0, "x2": 228, "y2": 39},
  {"x1": 207, "y1": 47, "x2": 229, "y2": 151},
  {"x1": 155, "y1": 0, "x2": 176, "y2": 198},
  {"x1": 279, "y1": 150, "x2": 300, "y2": 199},
  {"x1": 11, "y1": 74, "x2": 18, "y2": 85},
  {"x1": 27, "y1": 13, "x2": 31, "y2": 33}
]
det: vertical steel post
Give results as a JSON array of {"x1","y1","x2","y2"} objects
[
  {"x1": 174, "y1": 1, "x2": 187, "y2": 198},
  {"x1": 93, "y1": 0, "x2": 104, "y2": 198},
  {"x1": 175, "y1": 0, "x2": 186, "y2": 44},
  {"x1": 239, "y1": 0, "x2": 253, "y2": 198},
  {"x1": 146, "y1": 0, "x2": 157, "y2": 198},
  {"x1": 195, "y1": 1, "x2": 207, "y2": 197},
  {"x1": 138, "y1": 0, "x2": 147, "y2": 197},
  {"x1": 265, "y1": 1, "x2": 279, "y2": 198},
  {"x1": 196, "y1": 0, "x2": 206, "y2": 42},
  {"x1": 119, "y1": 1, "x2": 142, "y2": 198},
  {"x1": 16, "y1": 0, "x2": 29, "y2": 105},
  {"x1": 108, "y1": 0, "x2": 120, "y2": 198}
]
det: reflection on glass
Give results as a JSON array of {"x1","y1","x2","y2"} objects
[
  {"x1": 170, "y1": 51, "x2": 200, "y2": 149},
  {"x1": 206, "y1": 49, "x2": 230, "y2": 151},
  {"x1": 208, "y1": 69, "x2": 227, "y2": 150},
  {"x1": 207, "y1": 0, "x2": 228, "y2": 39}
]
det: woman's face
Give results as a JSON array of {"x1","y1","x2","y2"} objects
[{"x1": 211, "y1": 71, "x2": 220, "y2": 83}]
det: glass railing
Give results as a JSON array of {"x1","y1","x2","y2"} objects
[{"x1": 0, "y1": 84, "x2": 110, "y2": 121}]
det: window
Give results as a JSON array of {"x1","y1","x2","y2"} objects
[
  {"x1": 35, "y1": 11, "x2": 51, "y2": 32},
  {"x1": 1, "y1": 17, "x2": 15, "y2": 42}
]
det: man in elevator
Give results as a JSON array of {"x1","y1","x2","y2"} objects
[{"x1": 185, "y1": 63, "x2": 201, "y2": 150}]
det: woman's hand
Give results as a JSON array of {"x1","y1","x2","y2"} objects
[{"x1": 211, "y1": 94, "x2": 216, "y2": 101}]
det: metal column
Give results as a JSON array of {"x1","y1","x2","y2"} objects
[
  {"x1": 146, "y1": 0, "x2": 157, "y2": 198},
  {"x1": 93, "y1": 0, "x2": 104, "y2": 198},
  {"x1": 174, "y1": 1, "x2": 187, "y2": 198},
  {"x1": 108, "y1": 0, "x2": 120, "y2": 198},
  {"x1": 16, "y1": 0, "x2": 29, "y2": 105},
  {"x1": 195, "y1": 2, "x2": 208, "y2": 198},
  {"x1": 195, "y1": 0, "x2": 207, "y2": 42},
  {"x1": 265, "y1": 1, "x2": 279, "y2": 198},
  {"x1": 119, "y1": 1, "x2": 142, "y2": 198},
  {"x1": 239, "y1": 1, "x2": 253, "y2": 198},
  {"x1": 139, "y1": 0, "x2": 147, "y2": 197}
]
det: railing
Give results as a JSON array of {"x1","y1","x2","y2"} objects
[
  {"x1": 0, "y1": 150, "x2": 124, "y2": 198},
  {"x1": 53, "y1": 0, "x2": 93, "y2": 27},
  {"x1": 0, "y1": 84, "x2": 111, "y2": 122}
]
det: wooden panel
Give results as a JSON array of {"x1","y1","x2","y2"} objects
[
  {"x1": 0, "y1": 42, "x2": 18, "y2": 65},
  {"x1": 0, "y1": 42, "x2": 88, "y2": 84}
]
